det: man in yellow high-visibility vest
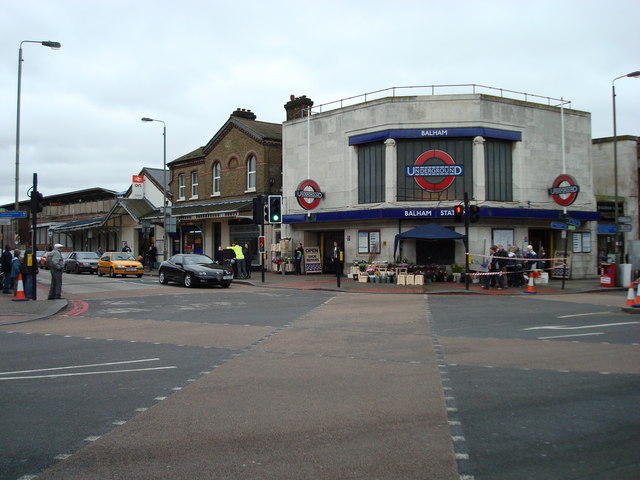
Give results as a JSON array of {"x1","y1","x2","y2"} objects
[{"x1": 226, "y1": 241, "x2": 245, "y2": 278}]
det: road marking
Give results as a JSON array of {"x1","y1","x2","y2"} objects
[
  {"x1": 524, "y1": 321, "x2": 640, "y2": 331},
  {"x1": 538, "y1": 332, "x2": 605, "y2": 340},
  {"x1": 0, "y1": 366, "x2": 177, "y2": 381},
  {"x1": 0, "y1": 358, "x2": 161, "y2": 376},
  {"x1": 557, "y1": 311, "x2": 613, "y2": 318}
]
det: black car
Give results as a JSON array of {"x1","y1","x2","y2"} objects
[
  {"x1": 65, "y1": 251, "x2": 100, "y2": 274},
  {"x1": 158, "y1": 254, "x2": 233, "y2": 288}
]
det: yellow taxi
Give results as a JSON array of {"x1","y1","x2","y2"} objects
[{"x1": 97, "y1": 252, "x2": 144, "y2": 278}]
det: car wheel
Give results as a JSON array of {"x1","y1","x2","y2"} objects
[
  {"x1": 220, "y1": 281, "x2": 231, "y2": 288},
  {"x1": 109, "y1": 268, "x2": 116, "y2": 278},
  {"x1": 159, "y1": 270, "x2": 168, "y2": 285},
  {"x1": 136, "y1": 274, "x2": 143, "y2": 278},
  {"x1": 183, "y1": 273, "x2": 194, "y2": 288}
]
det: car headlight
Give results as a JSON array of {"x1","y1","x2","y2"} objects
[
  {"x1": 116, "y1": 264, "x2": 125, "y2": 269},
  {"x1": 196, "y1": 270, "x2": 207, "y2": 276}
]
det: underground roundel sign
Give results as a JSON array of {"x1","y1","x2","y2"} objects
[
  {"x1": 405, "y1": 150, "x2": 464, "y2": 192},
  {"x1": 295, "y1": 179, "x2": 325, "y2": 210},
  {"x1": 549, "y1": 174, "x2": 580, "y2": 207}
]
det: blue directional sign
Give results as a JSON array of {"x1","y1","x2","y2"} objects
[
  {"x1": 566, "y1": 217, "x2": 581, "y2": 227},
  {"x1": 550, "y1": 221, "x2": 569, "y2": 230},
  {"x1": 0, "y1": 211, "x2": 27, "y2": 218}
]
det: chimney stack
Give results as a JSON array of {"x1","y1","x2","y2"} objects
[
  {"x1": 231, "y1": 108, "x2": 257, "y2": 120},
  {"x1": 284, "y1": 95, "x2": 314, "y2": 121}
]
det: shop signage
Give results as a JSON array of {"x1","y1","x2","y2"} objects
[
  {"x1": 131, "y1": 174, "x2": 144, "y2": 199},
  {"x1": 406, "y1": 150, "x2": 463, "y2": 192},
  {"x1": 549, "y1": 174, "x2": 579, "y2": 206},
  {"x1": 295, "y1": 179, "x2": 324, "y2": 210}
]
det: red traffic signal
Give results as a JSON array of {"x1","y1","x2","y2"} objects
[
  {"x1": 453, "y1": 205, "x2": 464, "y2": 222},
  {"x1": 258, "y1": 236, "x2": 265, "y2": 253}
]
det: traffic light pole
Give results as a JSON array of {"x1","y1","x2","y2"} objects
[
  {"x1": 464, "y1": 192, "x2": 470, "y2": 291},
  {"x1": 30, "y1": 173, "x2": 38, "y2": 300}
]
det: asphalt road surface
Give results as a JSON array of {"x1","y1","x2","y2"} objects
[{"x1": 1, "y1": 274, "x2": 638, "y2": 479}]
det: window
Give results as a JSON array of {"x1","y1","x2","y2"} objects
[
  {"x1": 178, "y1": 173, "x2": 185, "y2": 199},
  {"x1": 358, "y1": 230, "x2": 381, "y2": 254},
  {"x1": 212, "y1": 162, "x2": 221, "y2": 196},
  {"x1": 246, "y1": 155, "x2": 256, "y2": 191},
  {"x1": 191, "y1": 171, "x2": 199, "y2": 198},
  {"x1": 485, "y1": 140, "x2": 513, "y2": 201},
  {"x1": 358, "y1": 144, "x2": 385, "y2": 204}
]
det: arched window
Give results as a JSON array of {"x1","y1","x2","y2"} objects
[
  {"x1": 246, "y1": 155, "x2": 256, "y2": 192},
  {"x1": 212, "y1": 162, "x2": 221, "y2": 196}
]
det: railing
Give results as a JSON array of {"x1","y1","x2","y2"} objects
[{"x1": 310, "y1": 84, "x2": 571, "y2": 114}]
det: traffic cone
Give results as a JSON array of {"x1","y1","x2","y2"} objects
[
  {"x1": 523, "y1": 274, "x2": 537, "y2": 294},
  {"x1": 11, "y1": 274, "x2": 28, "y2": 302},
  {"x1": 635, "y1": 282, "x2": 640, "y2": 305},
  {"x1": 625, "y1": 282, "x2": 636, "y2": 307}
]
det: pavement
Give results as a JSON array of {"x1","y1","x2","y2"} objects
[{"x1": 0, "y1": 269, "x2": 629, "y2": 326}]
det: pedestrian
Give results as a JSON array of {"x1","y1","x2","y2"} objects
[
  {"x1": 493, "y1": 244, "x2": 508, "y2": 290},
  {"x1": 215, "y1": 246, "x2": 224, "y2": 264},
  {"x1": 294, "y1": 242, "x2": 304, "y2": 275},
  {"x1": 22, "y1": 242, "x2": 37, "y2": 299},
  {"x1": 121, "y1": 241, "x2": 132, "y2": 253},
  {"x1": 226, "y1": 241, "x2": 245, "y2": 278},
  {"x1": 523, "y1": 245, "x2": 538, "y2": 272},
  {"x1": 2, "y1": 245, "x2": 13, "y2": 293},
  {"x1": 11, "y1": 249, "x2": 22, "y2": 295},
  {"x1": 242, "y1": 243, "x2": 251, "y2": 278},
  {"x1": 96, "y1": 245, "x2": 104, "y2": 257},
  {"x1": 331, "y1": 241, "x2": 342, "y2": 276},
  {"x1": 538, "y1": 246, "x2": 547, "y2": 271},
  {"x1": 47, "y1": 243, "x2": 65, "y2": 300},
  {"x1": 146, "y1": 244, "x2": 157, "y2": 271}
]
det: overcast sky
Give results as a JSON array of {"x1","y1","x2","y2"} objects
[{"x1": 1, "y1": 0, "x2": 639, "y2": 207}]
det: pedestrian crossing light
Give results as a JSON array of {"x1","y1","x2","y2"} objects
[
  {"x1": 268, "y1": 195, "x2": 282, "y2": 224},
  {"x1": 453, "y1": 205, "x2": 464, "y2": 223},
  {"x1": 470, "y1": 205, "x2": 481, "y2": 222}
]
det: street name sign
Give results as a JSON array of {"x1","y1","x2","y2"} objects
[
  {"x1": 618, "y1": 224, "x2": 633, "y2": 232},
  {"x1": 550, "y1": 222, "x2": 568, "y2": 230}
]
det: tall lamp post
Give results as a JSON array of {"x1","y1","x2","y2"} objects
[
  {"x1": 612, "y1": 70, "x2": 640, "y2": 268},
  {"x1": 141, "y1": 117, "x2": 168, "y2": 262},
  {"x1": 15, "y1": 40, "x2": 61, "y2": 241}
]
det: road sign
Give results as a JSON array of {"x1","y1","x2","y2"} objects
[
  {"x1": 566, "y1": 217, "x2": 581, "y2": 227},
  {"x1": 567, "y1": 225, "x2": 576, "y2": 231},
  {"x1": 618, "y1": 216, "x2": 631, "y2": 224},
  {"x1": 550, "y1": 222, "x2": 568, "y2": 230},
  {"x1": 618, "y1": 224, "x2": 633, "y2": 232},
  {"x1": 0, "y1": 211, "x2": 27, "y2": 218}
]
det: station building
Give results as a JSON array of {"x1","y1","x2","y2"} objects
[{"x1": 280, "y1": 87, "x2": 601, "y2": 278}]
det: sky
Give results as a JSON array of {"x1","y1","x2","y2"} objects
[{"x1": 1, "y1": 0, "x2": 639, "y2": 207}]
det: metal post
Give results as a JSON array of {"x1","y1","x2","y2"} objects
[
  {"x1": 31, "y1": 173, "x2": 38, "y2": 300},
  {"x1": 463, "y1": 192, "x2": 470, "y2": 291}
]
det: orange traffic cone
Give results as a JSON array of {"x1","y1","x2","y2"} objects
[
  {"x1": 625, "y1": 282, "x2": 636, "y2": 306},
  {"x1": 635, "y1": 282, "x2": 640, "y2": 305},
  {"x1": 524, "y1": 274, "x2": 537, "y2": 294},
  {"x1": 11, "y1": 274, "x2": 28, "y2": 302}
]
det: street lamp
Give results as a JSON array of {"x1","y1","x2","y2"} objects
[
  {"x1": 141, "y1": 117, "x2": 168, "y2": 262},
  {"x1": 612, "y1": 70, "x2": 640, "y2": 268},
  {"x1": 15, "y1": 40, "x2": 61, "y2": 239}
]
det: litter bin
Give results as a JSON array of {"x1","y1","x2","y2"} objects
[{"x1": 600, "y1": 263, "x2": 616, "y2": 287}]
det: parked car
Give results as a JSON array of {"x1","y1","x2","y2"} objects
[
  {"x1": 97, "y1": 252, "x2": 144, "y2": 278},
  {"x1": 36, "y1": 251, "x2": 46, "y2": 267},
  {"x1": 65, "y1": 251, "x2": 100, "y2": 274},
  {"x1": 158, "y1": 254, "x2": 233, "y2": 288}
]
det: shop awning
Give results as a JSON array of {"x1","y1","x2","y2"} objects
[{"x1": 394, "y1": 223, "x2": 465, "y2": 258}]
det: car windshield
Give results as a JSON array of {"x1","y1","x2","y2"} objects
[
  {"x1": 77, "y1": 252, "x2": 99, "y2": 259},
  {"x1": 112, "y1": 253, "x2": 135, "y2": 261},
  {"x1": 183, "y1": 255, "x2": 214, "y2": 266}
]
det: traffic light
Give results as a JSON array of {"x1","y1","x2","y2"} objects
[
  {"x1": 453, "y1": 205, "x2": 463, "y2": 223},
  {"x1": 258, "y1": 236, "x2": 265, "y2": 253},
  {"x1": 470, "y1": 205, "x2": 481, "y2": 222},
  {"x1": 268, "y1": 195, "x2": 282, "y2": 224},
  {"x1": 252, "y1": 195, "x2": 264, "y2": 225},
  {"x1": 30, "y1": 190, "x2": 44, "y2": 213}
]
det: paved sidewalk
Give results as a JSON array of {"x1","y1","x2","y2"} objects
[{"x1": 0, "y1": 270, "x2": 626, "y2": 326}]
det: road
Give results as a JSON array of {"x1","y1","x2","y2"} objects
[{"x1": 0, "y1": 272, "x2": 638, "y2": 479}]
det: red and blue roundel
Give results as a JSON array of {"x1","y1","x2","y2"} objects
[{"x1": 405, "y1": 150, "x2": 464, "y2": 192}]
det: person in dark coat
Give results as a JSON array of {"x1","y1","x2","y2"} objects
[{"x1": 2, "y1": 245, "x2": 13, "y2": 293}]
